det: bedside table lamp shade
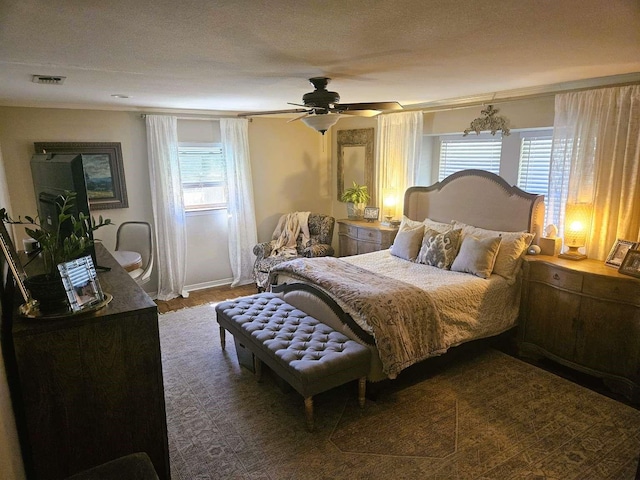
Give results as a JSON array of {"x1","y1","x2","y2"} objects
[{"x1": 559, "y1": 203, "x2": 592, "y2": 260}]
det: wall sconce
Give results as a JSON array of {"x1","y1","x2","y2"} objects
[
  {"x1": 559, "y1": 203, "x2": 592, "y2": 260},
  {"x1": 301, "y1": 114, "x2": 341, "y2": 135},
  {"x1": 381, "y1": 188, "x2": 397, "y2": 226}
]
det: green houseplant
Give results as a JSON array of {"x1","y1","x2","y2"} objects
[
  {"x1": 340, "y1": 181, "x2": 371, "y2": 220},
  {"x1": 1, "y1": 192, "x2": 112, "y2": 312}
]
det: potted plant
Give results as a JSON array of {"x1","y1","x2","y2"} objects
[
  {"x1": 1, "y1": 192, "x2": 112, "y2": 313},
  {"x1": 341, "y1": 181, "x2": 371, "y2": 220}
]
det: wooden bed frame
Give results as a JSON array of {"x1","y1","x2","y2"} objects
[{"x1": 272, "y1": 170, "x2": 545, "y2": 381}]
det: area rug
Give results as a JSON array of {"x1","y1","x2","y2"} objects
[{"x1": 159, "y1": 303, "x2": 640, "y2": 479}]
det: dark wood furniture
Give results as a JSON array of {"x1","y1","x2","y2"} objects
[
  {"x1": 4, "y1": 244, "x2": 170, "y2": 480},
  {"x1": 519, "y1": 255, "x2": 640, "y2": 402},
  {"x1": 337, "y1": 219, "x2": 398, "y2": 257}
]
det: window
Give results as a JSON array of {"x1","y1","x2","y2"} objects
[
  {"x1": 517, "y1": 132, "x2": 553, "y2": 197},
  {"x1": 178, "y1": 144, "x2": 227, "y2": 210},
  {"x1": 438, "y1": 137, "x2": 502, "y2": 181}
]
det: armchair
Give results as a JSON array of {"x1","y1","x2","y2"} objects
[{"x1": 253, "y1": 212, "x2": 335, "y2": 291}]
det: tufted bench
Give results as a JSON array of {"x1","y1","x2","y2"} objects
[{"x1": 215, "y1": 293, "x2": 370, "y2": 431}]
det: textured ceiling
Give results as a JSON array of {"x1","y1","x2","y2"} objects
[{"x1": 0, "y1": 0, "x2": 639, "y2": 113}]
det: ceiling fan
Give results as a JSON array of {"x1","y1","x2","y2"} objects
[{"x1": 239, "y1": 77, "x2": 403, "y2": 134}]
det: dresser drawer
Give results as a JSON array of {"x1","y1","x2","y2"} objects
[
  {"x1": 338, "y1": 223, "x2": 359, "y2": 237},
  {"x1": 529, "y1": 263, "x2": 583, "y2": 292},
  {"x1": 357, "y1": 228, "x2": 382, "y2": 243},
  {"x1": 582, "y1": 276, "x2": 640, "y2": 305}
]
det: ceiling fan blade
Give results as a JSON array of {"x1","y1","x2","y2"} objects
[
  {"x1": 238, "y1": 108, "x2": 309, "y2": 117},
  {"x1": 287, "y1": 112, "x2": 311, "y2": 123},
  {"x1": 336, "y1": 101, "x2": 403, "y2": 111},
  {"x1": 338, "y1": 110, "x2": 381, "y2": 117}
]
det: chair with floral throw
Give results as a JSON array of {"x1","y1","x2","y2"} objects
[{"x1": 253, "y1": 213, "x2": 335, "y2": 291}]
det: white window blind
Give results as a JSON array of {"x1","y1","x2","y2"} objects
[
  {"x1": 438, "y1": 138, "x2": 502, "y2": 181},
  {"x1": 517, "y1": 133, "x2": 552, "y2": 197},
  {"x1": 178, "y1": 144, "x2": 227, "y2": 210}
]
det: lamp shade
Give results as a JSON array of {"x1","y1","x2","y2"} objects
[
  {"x1": 559, "y1": 202, "x2": 592, "y2": 260},
  {"x1": 301, "y1": 114, "x2": 341, "y2": 134}
]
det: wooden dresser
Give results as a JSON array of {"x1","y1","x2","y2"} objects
[
  {"x1": 4, "y1": 244, "x2": 170, "y2": 480},
  {"x1": 337, "y1": 219, "x2": 398, "y2": 257},
  {"x1": 519, "y1": 255, "x2": 640, "y2": 402}
]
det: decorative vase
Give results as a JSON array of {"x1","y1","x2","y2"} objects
[
  {"x1": 347, "y1": 202, "x2": 366, "y2": 220},
  {"x1": 24, "y1": 273, "x2": 70, "y2": 314}
]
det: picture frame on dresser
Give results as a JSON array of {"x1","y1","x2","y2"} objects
[
  {"x1": 619, "y1": 249, "x2": 640, "y2": 278},
  {"x1": 363, "y1": 206, "x2": 379, "y2": 222},
  {"x1": 605, "y1": 238, "x2": 637, "y2": 267}
]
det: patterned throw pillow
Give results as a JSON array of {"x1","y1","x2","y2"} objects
[{"x1": 415, "y1": 228, "x2": 462, "y2": 269}]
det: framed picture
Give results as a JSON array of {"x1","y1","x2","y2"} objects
[
  {"x1": 605, "y1": 239, "x2": 638, "y2": 267},
  {"x1": 618, "y1": 249, "x2": 640, "y2": 279},
  {"x1": 34, "y1": 142, "x2": 128, "y2": 210},
  {"x1": 363, "y1": 206, "x2": 379, "y2": 222},
  {"x1": 57, "y1": 255, "x2": 105, "y2": 312},
  {"x1": 0, "y1": 221, "x2": 30, "y2": 303}
]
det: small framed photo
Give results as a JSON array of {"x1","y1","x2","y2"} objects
[
  {"x1": 605, "y1": 239, "x2": 638, "y2": 268},
  {"x1": 57, "y1": 255, "x2": 105, "y2": 312},
  {"x1": 363, "y1": 206, "x2": 379, "y2": 222},
  {"x1": 619, "y1": 249, "x2": 640, "y2": 278}
]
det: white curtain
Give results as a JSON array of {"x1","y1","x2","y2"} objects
[
  {"x1": 220, "y1": 118, "x2": 258, "y2": 286},
  {"x1": 145, "y1": 115, "x2": 188, "y2": 300},
  {"x1": 375, "y1": 111, "x2": 423, "y2": 218},
  {"x1": 547, "y1": 85, "x2": 640, "y2": 259}
]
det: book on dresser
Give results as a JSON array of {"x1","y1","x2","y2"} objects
[{"x1": 1, "y1": 243, "x2": 170, "y2": 480}]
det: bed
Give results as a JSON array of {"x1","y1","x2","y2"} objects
[{"x1": 269, "y1": 170, "x2": 544, "y2": 382}]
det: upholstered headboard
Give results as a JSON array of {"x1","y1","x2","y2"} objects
[{"x1": 404, "y1": 170, "x2": 544, "y2": 242}]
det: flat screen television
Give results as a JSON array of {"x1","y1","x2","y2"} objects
[{"x1": 30, "y1": 153, "x2": 100, "y2": 268}]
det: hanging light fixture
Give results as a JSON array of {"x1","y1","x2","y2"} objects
[
  {"x1": 463, "y1": 105, "x2": 510, "y2": 136},
  {"x1": 301, "y1": 113, "x2": 341, "y2": 135}
]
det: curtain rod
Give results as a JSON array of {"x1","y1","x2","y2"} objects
[{"x1": 139, "y1": 113, "x2": 248, "y2": 121}]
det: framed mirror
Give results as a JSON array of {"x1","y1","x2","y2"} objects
[{"x1": 337, "y1": 128, "x2": 375, "y2": 204}]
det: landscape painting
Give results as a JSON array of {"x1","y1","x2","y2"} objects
[{"x1": 33, "y1": 142, "x2": 129, "y2": 210}]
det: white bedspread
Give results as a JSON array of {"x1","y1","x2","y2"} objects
[{"x1": 342, "y1": 250, "x2": 521, "y2": 348}]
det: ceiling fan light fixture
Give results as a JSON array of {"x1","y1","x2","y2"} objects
[{"x1": 301, "y1": 114, "x2": 341, "y2": 135}]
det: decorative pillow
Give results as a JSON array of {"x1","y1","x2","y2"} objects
[
  {"x1": 398, "y1": 215, "x2": 424, "y2": 231},
  {"x1": 416, "y1": 228, "x2": 462, "y2": 269},
  {"x1": 389, "y1": 224, "x2": 425, "y2": 261},
  {"x1": 423, "y1": 217, "x2": 453, "y2": 234},
  {"x1": 453, "y1": 221, "x2": 534, "y2": 282},
  {"x1": 450, "y1": 235, "x2": 502, "y2": 279}
]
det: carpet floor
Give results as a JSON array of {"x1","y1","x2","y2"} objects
[{"x1": 159, "y1": 303, "x2": 640, "y2": 480}]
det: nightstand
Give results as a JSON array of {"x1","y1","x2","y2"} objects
[
  {"x1": 337, "y1": 219, "x2": 398, "y2": 257},
  {"x1": 519, "y1": 255, "x2": 640, "y2": 402}
]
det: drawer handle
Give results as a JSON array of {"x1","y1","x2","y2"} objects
[{"x1": 552, "y1": 273, "x2": 560, "y2": 280}]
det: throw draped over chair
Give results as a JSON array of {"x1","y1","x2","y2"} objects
[{"x1": 253, "y1": 213, "x2": 335, "y2": 291}]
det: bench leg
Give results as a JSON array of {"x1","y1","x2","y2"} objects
[
  {"x1": 219, "y1": 326, "x2": 226, "y2": 350},
  {"x1": 254, "y1": 357, "x2": 263, "y2": 381},
  {"x1": 358, "y1": 377, "x2": 367, "y2": 408},
  {"x1": 304, "y1": 397, "x2": 314, "y2": 432}
]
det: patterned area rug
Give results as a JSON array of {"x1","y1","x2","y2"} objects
[{"x1": 159, "y1": 304, "x2": 640, "y2": 479}]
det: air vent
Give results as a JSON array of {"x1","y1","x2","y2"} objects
[{"x1": 32, "y1": 75, "x2": 66, "y2": 85}]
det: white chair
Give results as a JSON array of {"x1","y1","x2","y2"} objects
[{"x1": 115, "y1": 221, "x2": 154, "y2": 285}]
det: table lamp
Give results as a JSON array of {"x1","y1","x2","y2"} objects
[
  {"x1": 558, "y1": 203, "x2": 592, "y2": 260},
  {"x1": 381, "y1": 188, "x2": 397, "y2": 226}
]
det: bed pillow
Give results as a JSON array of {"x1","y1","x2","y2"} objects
[
  {"x1": 389, "y1": 224, "x2": 425, "y2": 261},
  {"x1": 398, "y1": 215, "x2": 424, "y2": 231},
  {"x1": 423, "y1": 218, "x2": 453, "y2": 234},
  {"x1": 450, "y1": 235, "x2": 502, "y2": 278},
  {"x1": 453, "y1": 221, "x2": 534, "y2": 281},
  {"x1": 415, "y1": 228, "x2": 462, "y2": 269}
]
